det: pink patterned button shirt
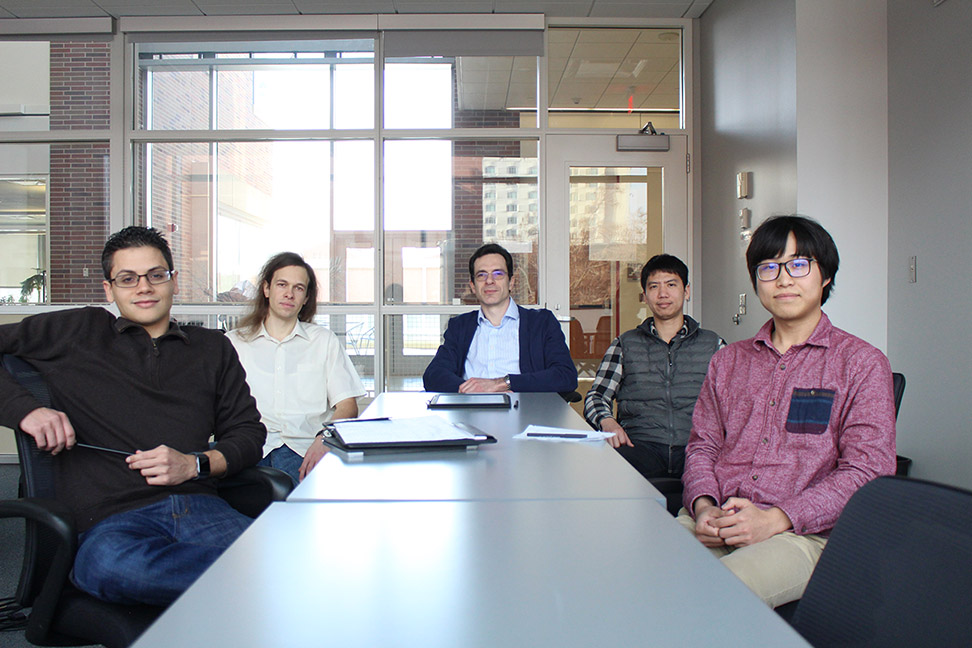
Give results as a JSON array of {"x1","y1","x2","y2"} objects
[{"x1": 683, "y1": 313, "x2": 896, "y2": 535}]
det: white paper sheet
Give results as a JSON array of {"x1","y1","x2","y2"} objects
[
  {"x1": 515, "y1": 425, "x2": 615, "y2": 443},
  {"x1": 332, "y1": 415, "x2": 477, "y2": 445}
]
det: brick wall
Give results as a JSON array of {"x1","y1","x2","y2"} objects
[
  {"x1": 49, "y1": 41, "x2": 109, "y2": 130},
  {"x1": 48, "y1": 143, "x2": 109, "y2": 302},
  {"x1": 48, "y1": 42, "x2": 111, "y2": 302}
]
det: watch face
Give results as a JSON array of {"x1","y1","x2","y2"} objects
[{"x1": 195, "y1": 452, "x2": 210, "y2": 478}]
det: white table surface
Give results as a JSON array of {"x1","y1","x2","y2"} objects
[
  {"x1": 288, "y1": 392, "x2": 664, "y2": 505},
  {"x1": 132, "y1": 500, "x2": 809, "y2": 648}
]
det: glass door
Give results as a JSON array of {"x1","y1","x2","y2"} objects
[{"x1": 545, "y1": 134, "x2": 689, "y2": 409}]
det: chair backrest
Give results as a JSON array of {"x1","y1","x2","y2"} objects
[
  {"x1": 791, "y1": 476, "x2": 972, "y2": 647},
  {"x1": 0, "y1": 354, "x2": 67, "y2": 608},
  {"x1": 892, "y1": 371, "x2": 905, "y2": 418},
  {"x1": 1, "y1": 354, "x2": 58, "y2": 500}
]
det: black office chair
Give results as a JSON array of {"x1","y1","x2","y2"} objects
[
  {"x1": 0, "y1": 354, "x2": 293, "y2": 648},
  {"x1": 558, "y1": 391, "x2": 582, "y2": 403},
  {"x1": 776, "y1": 369, "x2": 911, "y2": 622},
  {"x1": 790, "y1": 476, "x2": 972, "y2": 647},
  {"x1": 891, "y1": 372, "x2": 911, "y2": 476},
  {"x1": 647, "y1": 477, "x2": 683, "y2": 516}
]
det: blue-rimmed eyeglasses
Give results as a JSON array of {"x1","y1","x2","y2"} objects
[
  {"x1": 474, "y1": 270, "x2": 507, "y2": 283},
  {"x1": 109, "y1": 267, "x2": 174, "y2": 288},
  {"x1": 755, "y1": 258, "x2": 814, "y2": 282}
]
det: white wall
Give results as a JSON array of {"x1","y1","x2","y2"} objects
[
  {"x1": 701, "y1": 0, "x2": 891, "y2": 352},
  {"x1": 795, "y1": 0, "x2": 889, "y2": 351},
  {"x1": 887, "y1": 0, "x2": 972, "y2": 488},
  {"x1": 0, "y1": 41, "x2": 50, "y2": 132},
  {"x1": 0, "y1": 42, "x2": 49, "y2": 104},
  {"x1": 702, "y1": 0, "x2": 971, "y2": 487},
  {"x1": 699, "y1": 0, "x2": 798, "y2": 343}
]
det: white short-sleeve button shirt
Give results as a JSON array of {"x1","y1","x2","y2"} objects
[{"x1": 228, "y1": 321, "x2": 365, "y2": 457}]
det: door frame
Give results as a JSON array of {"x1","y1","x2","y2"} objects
[{"x1": 543, "y1": 133, "x2": 692, "y2": 325}]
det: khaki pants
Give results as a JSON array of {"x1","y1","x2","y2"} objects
[{"x1": 675, "y1": 508, "x2": 827, "y2": 607}]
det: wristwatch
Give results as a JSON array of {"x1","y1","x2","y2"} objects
[
  {"x1": 503, "y1": 374, "x2": 512, "y2": 390},
  {"x1": 192, "y1": 452, "x2": 211, "y2": 480}
]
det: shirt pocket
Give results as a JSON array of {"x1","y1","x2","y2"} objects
[
  {"x1": 785, "y1": 388, "x2": 836, "y2": 435},
  {"x1": 295, "y1": 361, "x2": 326, "y2": 404}
]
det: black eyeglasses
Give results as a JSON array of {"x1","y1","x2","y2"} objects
[
  {"x1": 109, "y1": 267, "x2": 174, "y2": 288},
  {"x1": 755, "y1": 258, "x2": 814, "y2": 282}
]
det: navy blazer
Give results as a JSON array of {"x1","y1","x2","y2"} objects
[{"x1": 422, "y1": 305, "x2": 578, "y2": 393}]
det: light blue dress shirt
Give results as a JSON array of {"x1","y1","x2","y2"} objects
[{"x1": 463, "y1": 298, "x2": 521, "y2": 380}]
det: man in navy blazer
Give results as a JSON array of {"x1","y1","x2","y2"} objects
[{"x1": 423, "y1": 244, "x2": 577, "y2": 393}]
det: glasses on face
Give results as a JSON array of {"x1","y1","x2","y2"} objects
[
  {"x1": 755, "y1": 258, "x2": 814, "y2": 282},
  {"x1": 109, "y1": 267, "x2": 174, "y2": 288},
  {"x1": 474, "y1": 269, "x2": 507, "y2": 283}
]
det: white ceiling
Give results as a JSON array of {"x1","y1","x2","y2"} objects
[{"x1": 0, "y1": 0, "x2": 712, "y2": 19}]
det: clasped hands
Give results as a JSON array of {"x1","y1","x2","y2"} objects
[
  {"x1": 458, "y1": 377, "x2": 508, "y2": 393},
  {"x1": 693, "y1": 497, "x2": 792, "y2": 548}
]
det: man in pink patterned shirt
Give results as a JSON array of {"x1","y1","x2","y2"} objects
[{"x1": 679, "y1": 215, "x2": 896, "y2": 607}]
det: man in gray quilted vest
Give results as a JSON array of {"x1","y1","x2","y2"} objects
[{"x1": 584, "y1": 254, "x2": 724, "y2": 480}]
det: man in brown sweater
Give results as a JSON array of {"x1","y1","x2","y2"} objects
[{"x1": 0, "y1": 226, "x2": 266, "y2": 606}]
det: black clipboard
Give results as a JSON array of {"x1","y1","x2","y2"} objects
[
  {"x1": 320, "y1": 420, "x2": 497, "y2": 455},
  {"x1": 427, "y1": 393, "x2": 512, "y2": 409}
]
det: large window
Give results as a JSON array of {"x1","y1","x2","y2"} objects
[
  {"x1": 548, "y1": 28, "x2": 682, "y2": 130},
  {"x1": 0, "y1": 176, "x2": 48, "y2": 304},
  {"x1": 136, "y1": 39, "x2": 375, "y2": 131},
  {"x1": 131, "y1": 30, "x2": 544, "y2": 393},
  {"x1": 0, "y1": 24, "x2": 688, "y2": 396}
]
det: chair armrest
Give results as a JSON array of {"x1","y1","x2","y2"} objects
[
  {"x1": 559, "y1": 391, "x2": 582, "y2": 403},
  {"x1": 0, "y1": 497, "x2": 77, "y2": 641},
  {"x1": 217, "y1": 466, "x2": 294, "y2": 517}
]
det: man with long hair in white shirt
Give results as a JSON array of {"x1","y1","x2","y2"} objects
[{"x1": 228, "y1": 252, "x2": 365, "y2": 485}]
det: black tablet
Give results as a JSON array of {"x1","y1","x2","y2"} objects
[{"x1": 427, "y1": 393, "x2": 512, "y2": 409}]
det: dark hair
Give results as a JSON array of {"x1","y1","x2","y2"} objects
[
  {"x1": 746, "y1": 215, "x2": 839, "y2": 305},
  {"x1": 640, "y1": 254, "x2": 689, "y2": 291},
  {"x1": 101, "y1": 226, "x2": 174, "y2": 279},
  {"x1": 468, "y1": 243, "x2": 513, "y2": 280},
  {"x1": 237, "y1": 252, "x2": 319, "y2": 338}
]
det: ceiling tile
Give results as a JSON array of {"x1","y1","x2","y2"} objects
[
  {"x1": 194, "y1": 0, "x2": 300, "y2": 15},
  {"x1": 95, "y1": 0, "x2": 204, "y2": 16},
  {"x1": 683, "y1": 0, "x2": 713, "y2": 19},
  {"x1": 570, "y1": 42, "x2": 633, "y2": 58},
  {"x1": 546, "y1": 28, "x2": 579, "y2": 43},
  {"x1": 394, "y1": 0, "x2": 494, "y2": 10},
  {"x1": 509, "y1": 67, "x2": 535, "y2": 83},
  {"x1": 575, "y1": 28, "x2": 638, "y2": 44},
  {"x1": 0, "y1": 0, "x2": 106, "y2": 18},
  {"x1": 492, "y1": 1, "x2": 591, "y2": 16},
  {"x1": 293, "y1": 0, "x2": 396, "y2": 12},
  {"x1": 590, "y1": 2, "x2": 688, "y2": 19},
  {"x1": 0, "y1": 0, "x2": 712, "y2": 18}
]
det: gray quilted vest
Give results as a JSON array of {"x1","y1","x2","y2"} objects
[{"x1": 616, "y1": 316, "x2": 721, "y2": 446}]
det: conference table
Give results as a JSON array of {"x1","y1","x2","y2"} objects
[
  {"x1": 131, "y1": 392, "x2": 811, "y2": 647},
  {"x1": 288, "y1": 392, "x2": 666, "y2": 506}
]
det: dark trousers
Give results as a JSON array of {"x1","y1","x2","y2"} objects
[{"x1": 615, "y1": 440, "x2": 685, "y2": 480}]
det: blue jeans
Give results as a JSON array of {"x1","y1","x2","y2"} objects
[
  {"x1": 257, "y1": 445, "x2": 301, "y2": 487},
  {"x1": 72, "y1": 494, "x2": 252, "y2": 606}
]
